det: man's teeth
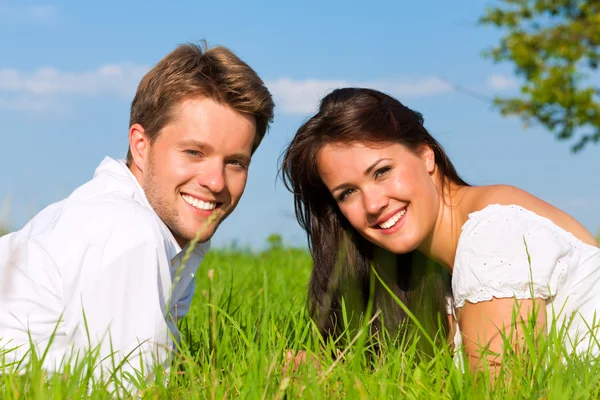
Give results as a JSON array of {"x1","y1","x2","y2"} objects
[
  {"x1": 379, "y1": 208, "x2": 407, "y2": 229},
  {"x1": 182, "y1": 194, "x2": 217, "y2": 210}
]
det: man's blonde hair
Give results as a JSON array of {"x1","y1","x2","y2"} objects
[{"x1": 127, "y1": 41, "x2": 274, "y2": 164}]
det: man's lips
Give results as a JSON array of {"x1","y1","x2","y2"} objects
[{"x1": 181, "y1": 193, "x2": 222, "y2": 211}]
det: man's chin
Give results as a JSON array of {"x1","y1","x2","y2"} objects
[
  {"x1": 189, "y1": 221, "x2": 220, "y2": 242},
  {"x1": 174, "y1": 210, "x2": 227, "y2": 246},
  {"x1": 169, "y1": 224, "x2": 216, "y2": 248},
  {"x1": 184, "y1": 229, "x2": 214, "y2": 244}
]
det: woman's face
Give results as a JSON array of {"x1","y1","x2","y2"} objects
[{"x1": 317, "y1": 141, "x2": 441, "y2": 254}]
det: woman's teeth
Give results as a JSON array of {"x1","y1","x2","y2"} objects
[{"x1": 379, "y1": 208, "x2": 406, "y2": 229}]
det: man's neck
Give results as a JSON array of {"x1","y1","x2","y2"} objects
[{"x1": 128, "y1": 161, "x2": 145, "y2": 188}]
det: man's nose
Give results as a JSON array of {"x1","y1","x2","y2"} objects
[{"x1": 198, "y1": 161, "x2": 226, "y2": 194}]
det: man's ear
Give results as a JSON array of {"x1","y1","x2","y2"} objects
[
  {"x1": 129, "y1": 123, "x2": 150, "y2": 172},
  {"x1": 420, "y1": 145, "x2": 436, "y2": 174}
]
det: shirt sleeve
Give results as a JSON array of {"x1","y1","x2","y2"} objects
[
  {"x1": 452, "y1": 208, "x2": 572, "y2": 308},
  {"x1": 0, "y1": 231, "x2": 65, "y2": 367},
  {"x1": 65, "y1": 213, "x2": 174, "y2": 386}
]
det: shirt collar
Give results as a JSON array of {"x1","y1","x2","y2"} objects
[{"x1": 93, "y1": 156, "x2": 211, "y2": 260}]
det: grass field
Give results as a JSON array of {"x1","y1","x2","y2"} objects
[{"x1": 2, "y1": 234, "x2": 600, "y2": 399}]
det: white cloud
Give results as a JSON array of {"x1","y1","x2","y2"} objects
[
  {"x1": 0, "y1": 48, "x2": 466, "y2": 117},
  {"x1": 0, "y1": 4, "x2": 58, "y2": 23},
  {"x1": 266, "y1": 77, "x2": 452, "y2": 115},
  {"x1": 0, "y1": 65, "x2": 452, "y2": 115},
  {"x1": 265, "y1": 79, "x2": 349, "y2": 114},
  {"x1": 0, "y1": 96, "x2": 71, "y2": 115},
  {"x1": 0, "y1": 63, "x2": 150, "y2": 97},
  {"x1": 0, "y1": 63, "x2": 149, "y2": 112},
  {"x1": 25, "y1": 5, "x2": 58, "y2": 21},
  {"x1": 0, "y1": 96, "x2": 54, "y2": 112},
  {"x1": 486, "y1": 74, "x2": 517, "y2": 90}
]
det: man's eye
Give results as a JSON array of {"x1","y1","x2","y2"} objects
[
  {"x1": 227, "y1": 160, "x2": 248, "y2": 169},
  {"x1": 185, "y1": 150, "x2": 202, "y2": 156}
]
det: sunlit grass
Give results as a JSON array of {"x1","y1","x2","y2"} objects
[{"x1": 1, "y1": 241, "x2": 600, "y2": 398}]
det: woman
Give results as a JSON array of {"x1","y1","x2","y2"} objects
[{"x1": 280, "y1": 87, "x2": 600, "y2": 372}]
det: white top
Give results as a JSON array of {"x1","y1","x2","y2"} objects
[
  {"x1": 450, "y1": 204, "x2": 600, "y2": 358},
  {"x1": 0, "y1": 156, "x2": 210, "y2": 380}
]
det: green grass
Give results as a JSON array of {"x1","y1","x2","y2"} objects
[{"x1": 2, "y1": 243, "x2": 600, "y2": 399}]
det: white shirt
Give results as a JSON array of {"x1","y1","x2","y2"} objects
[
  {"x1": 0, "y1": 156, "x2": 210, "y2": 381},
  {"x1": 451, "y1": 204, "x2": 600, "y2": 359}
]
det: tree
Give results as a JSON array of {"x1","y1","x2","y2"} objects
[
  {"x1": 266, "y1": 233, "x2": 284, "y2": 251},
  {"x1": 480, "y1": 0, "x2": 600, "y2": 152}
]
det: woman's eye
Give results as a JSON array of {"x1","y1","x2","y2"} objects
[
  {"x1": 374, "y1": 166, "x2": 391, "y2": 179},
  {"x1": 337, "y1": 189, "x2": 355, "y2": 203}
]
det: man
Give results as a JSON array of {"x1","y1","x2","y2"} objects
[{"x1": 0, "y1": 42, "x2": 274, "y2": 384}]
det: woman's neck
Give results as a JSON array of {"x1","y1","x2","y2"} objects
[{"x1": 417, "y1": 181, "x2": 471, "y2": 272}]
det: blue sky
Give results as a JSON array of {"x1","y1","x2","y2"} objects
[{"x1": 0, "y1": 0, "x2": 598, "y2": 249}]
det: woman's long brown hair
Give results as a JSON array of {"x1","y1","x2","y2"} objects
[{"x1": 280, "y1": 88, "x2": 469, "y2": 353}]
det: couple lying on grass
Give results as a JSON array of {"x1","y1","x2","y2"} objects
[{"x1": 1, "y1": 41, "x2": 599, "y2": 391}]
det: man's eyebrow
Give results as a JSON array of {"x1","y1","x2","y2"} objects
[
  {"x1": 178, "y1": 139, "x2": 213, "y2": 152},
  {"x1": 229, "y1": 152, "x2": 252, "y2": 165}
]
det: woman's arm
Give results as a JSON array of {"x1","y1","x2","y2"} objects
[{"x1": 458, "y1": 297, "x2": 547, "y2": 377}]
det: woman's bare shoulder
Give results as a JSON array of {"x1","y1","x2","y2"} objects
[{"x1": 464, "y1": 184, "x2": 597, "y2": 247}]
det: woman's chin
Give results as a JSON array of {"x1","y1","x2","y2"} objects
[{"x1": 370, "y1": 234, "x2": 420, "y2": 255}]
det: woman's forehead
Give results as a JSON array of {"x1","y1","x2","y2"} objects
[
  {"x1": 318, "y1": 141, "x2": 406, "y2": 163},
  {"x1": 317, "y1": 141, "x2": 408, "y2": 181}
]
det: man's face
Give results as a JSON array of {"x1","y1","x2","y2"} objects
[{"x1": 132, "y1": 97, "x2": 256, "y2": 247}]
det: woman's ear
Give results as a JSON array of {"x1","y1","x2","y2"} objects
[{"x1": 420, "y1": 145, "x2": 436, "y2": 174}]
